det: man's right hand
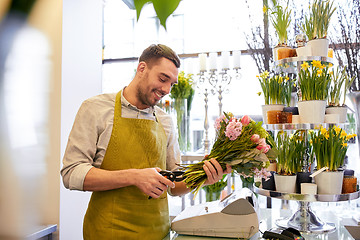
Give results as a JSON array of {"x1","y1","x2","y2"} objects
[{"x1": 133, "y1": 167, "x2": 175, "y2": 199}]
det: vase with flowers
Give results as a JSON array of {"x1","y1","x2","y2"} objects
[
  {"x1": 273, "y1": 131, "x2": 305, "y2": 193},
  {"x1": 297, "y1": 60, "x2": 331, "y2": 123},
  {"x1": 310, "y1": 125, "x2": 356, "y2": 194},
  {"x1": 257, "y1": 71, "x2": 294, "y2": 124},
  {"x1": 181, "y1": 113, "x2": 277, "y2": 196},
  {"x1": 202, "y1": 174, "x2": 227, "y2": 202},
  {"x1": 266, "y1": 0, "x2": 293, "y2": 60},
  {"x1": 304, "y1": 0, "x2": 336, "y2": 56},
  {"x1": 326, "y1": 66, "x2": 355, "y2": 123},
  {"x1": 169, "y1": 71, "x2": 195, "y2": 153}
]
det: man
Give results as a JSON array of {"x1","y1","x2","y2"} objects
[{"x1": 61, "y1": 44, "x2": 231, "y2": 240}]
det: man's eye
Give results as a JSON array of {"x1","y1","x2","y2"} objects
[{"x1": 160, "y1": 78, "x2": 166, "y2": 82}]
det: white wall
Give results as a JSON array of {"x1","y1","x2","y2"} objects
[{"x1": 60, "y1": 0, "x2": 103, "y2": 239}]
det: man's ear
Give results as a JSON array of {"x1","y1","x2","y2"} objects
[{"x1": 137, "y1": 61, "x2": 146, "y2": 73}]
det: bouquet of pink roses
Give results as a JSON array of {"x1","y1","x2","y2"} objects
[{"x1": 182, "y1": 112, "x2": 276, "y2": 195}]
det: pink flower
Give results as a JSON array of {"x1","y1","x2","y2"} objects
[
  {"x1": 225, "y1": 119, "x2": 242, "y2": 140},
  {"x1": 256, "y1": 144, "x2": 270, "y2": 153},
  {"x1": 241, "y1": 115, "x2": 251, "y2": 126},
  {"x1": 251, "y1": 134, "x2": 260, "y2": 143},
  {"x1": 214, "y1": 115, "x2": 227, "y2": 131},
  {"x1": 253, "y1": 168, "x2": 272, "y2": 180},
  {"x1": 257, "y1": 138, "x2": 266, "y2": 146}
]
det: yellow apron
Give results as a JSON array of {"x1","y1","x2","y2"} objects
[{"x1": 83, "y1": 91, "x2": 169, "y2": 240}]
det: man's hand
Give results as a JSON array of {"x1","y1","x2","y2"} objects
[
  {"x1": 133, "y1": 167, "x2": 175, "y2": 198},
  {"x1": 202, "y1": 159, "x2": 232, "y2": 186}
]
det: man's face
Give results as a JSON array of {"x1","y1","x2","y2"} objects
[{"x1": 136, "y1": 57, "x2": 178, "y2": 109}]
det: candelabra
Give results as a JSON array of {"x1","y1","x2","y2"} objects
[{"x1": 196, "y1": 51, "x2": 242, "y2": 154}]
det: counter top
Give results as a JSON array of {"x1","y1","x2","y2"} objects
[{"x1": 165, "y1": 208, "x2": 358, "y2": 239}]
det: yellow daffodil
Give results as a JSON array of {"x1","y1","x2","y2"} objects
[
  {"x1": 263, "y1": 5, "x2": 267, "y2": 14},
  {"x1": 340, "y1": 130, "x2": 347, "y2": 137},
  {"x1": 316, "y1": 69, "x2": 323, "y2": 76},
  {"x1": 334, "y1": 126, "x2": 342, "y2": 135},
  {"x1": 324, "y1": 133, "x2": 329, "y2": 140},
  {"x1": 311, "y1": 60, "x2": 322, "y2": 68},
  {"x1": 256, "y1": 75, "x2": 259, "y2": 78},
  {"x1": 329, "y1": 63, "x2": 333, "y2": 68},
  {"x1": 257, "y1": 92, "x2": 261, "y2": 96},
  {"x1": 342, "y1": 142, "x2": 348, "y2": 147},
  {"x1": 301, "y1": 62, "x2": 310, "y2": 70},
  {"x1": 320, "y1": 127, "x2": 327, "y2": 135},
  {"x1": 329, "y1": 71, "x2": 334, "y2": 75}
]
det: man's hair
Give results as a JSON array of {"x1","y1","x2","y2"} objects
[{"x1": 139, "y1": 44, "x2": 180, "y2": 68}]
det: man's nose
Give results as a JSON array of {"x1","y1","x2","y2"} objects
[{"x1": 162, "y1": 83, "x2": 172, "y2": 95}]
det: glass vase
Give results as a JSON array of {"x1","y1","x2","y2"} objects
[
  {"x1": 173, "y1": 98, "x2": 189, "y2": 153},
  {"x1": 205, "y1": 190, "x2": 222, "y2": 202}
]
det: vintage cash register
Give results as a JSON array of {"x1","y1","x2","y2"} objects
[{"x1": 171, "y1": 188, "x2": 259, "y2": 239}]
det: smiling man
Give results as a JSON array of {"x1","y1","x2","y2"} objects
[{"x1": 61, "y1": 44, "x2": 231, "y2": 240}]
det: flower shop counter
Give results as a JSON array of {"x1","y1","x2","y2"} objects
[{"x1": 165, "y1": 208, "x2": 358, "y2": 239}]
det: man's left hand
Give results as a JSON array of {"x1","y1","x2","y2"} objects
[{"x1": 202, "y1": 158, "x2": 232, "y2": 186}]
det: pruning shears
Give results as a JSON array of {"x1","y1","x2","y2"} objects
[{"x1": 159, "y1": 170, "x2": 185, "y2": 182}]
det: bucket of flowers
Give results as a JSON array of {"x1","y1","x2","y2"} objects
[
  {"x1": 309, "y1": 125, "x2": 356, "y2": 194},
  {"x1": 181, "y1": 113, "x2": 277, "y2": 196}
]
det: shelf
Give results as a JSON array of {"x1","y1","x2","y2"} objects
[
  {"x1": 264, "y1": 123, "x2": 348, "y2": 131},
  {"x1": 253, "y1": 186, "x2": 360, "y2": 202},
  {"x1": 275, "y1": 56, "x2": 335, "y2": 65}
]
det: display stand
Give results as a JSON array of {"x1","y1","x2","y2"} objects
[{"x1": 254, "y1": 186, "x2": 359, "y2": 233}]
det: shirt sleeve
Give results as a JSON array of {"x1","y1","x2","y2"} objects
[
  {"x1": 60, "y1": 100, "x2": 101, "y2": 191},
  {"x1": 156, "y1": 108, "x2": 181, "y2": 171}
]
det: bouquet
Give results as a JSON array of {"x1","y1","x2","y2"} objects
[{"x1": 182, "y1": 113, "x2": 277, "y2": 195}]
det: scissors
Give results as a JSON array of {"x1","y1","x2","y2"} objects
[
  {"x1": 159, "y1": 170, "x2": 185, "y2": 182},
  {"x1": 148, "y1": 170, "x2": 185, "y2": 199}
]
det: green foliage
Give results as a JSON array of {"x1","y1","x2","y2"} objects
[
  {"x1": 275, "y1": 131, "x2": 308, "y2": 175},
  {"x1": 202, "y1": 175, "x2": 227, "y2": 196},
  {"x1": 266, "y1": 0, "x2": 292, "y2": 45},
  {"x1": 297, "y1": 60, "x2": 331, "y2": 101},
  {"x1": 257, "y1": 71, "x2": 295, "y2": 106},
  {"x1": 309, "y1": 126, "x2": 352, "y2": 171},
  {"x1": 303, "y1": 0, "x2": 336, "y2": 39},
  {"x1": 134, "y1": 0, "x2": 181, "y2": 29},
  {"x1": 328, "y1": 66, "x2": 355, "y2": 107}
]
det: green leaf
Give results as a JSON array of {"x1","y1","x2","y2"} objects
[
  {"x1": 152, "y1": 0, "x2": 181, "y2": 29},
  {"x1": 134, "y1": 0, "x2": 151, "y2": 21}
]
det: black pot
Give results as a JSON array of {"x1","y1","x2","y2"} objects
[
  {"x1": 262, "y1": 171, "x2": 276, "y2": 191},
  {"x1": 296, "y1": 172, "x2": 312, "y2": 193},
  {"x1": 283, "y1": 106, "x2": 299, "y2": 115}
]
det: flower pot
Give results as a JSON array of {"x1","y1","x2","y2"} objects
[
  {"x1": 296, "y1": 45, "x2": 311, "y2": 57},
  {"x1": 274, "y1": 174, "x2": 297, "y2": 193},
  {"x1": 273, "y1": 46, "x2": 295, "y2": 61},
  {"x1": 296, "y1": 172, "x2": 312, "y2": 194},
  {"x1": 325, "y1": 106, "x2": 347, "y2": 123},
  {"x1": 298, "y1": 100, "x2": 326, "y2": 123},
  {"x1": 262, "y1": 171, "x2": 275, "y2": 191},
  {"x1": 261, "y1": 104, "x2": 285, "y2": 124},
  {"x1": 314, "y1": 171, "x2": 344, "y2": 195},
  {"x1": 308, "y1": 38, "x2": 329, "y2": 57}
]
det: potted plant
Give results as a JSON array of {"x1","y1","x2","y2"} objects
[
  {"x1": 257, "y1": 71, "x2": 294, "y2": 124},
  {"x1": 326, "y1": 66, "x2": 355, "y2": 123},
  {"x1": 297, "y1": 60, "x2": 331, "y2": 123},
  {"x1": 273, "y1": 131, "x2": 301, "y2": 193},
  {"x1": 309, "y1": 125, "x2": 355, "y2": 194},
  {"x1": 306, "y1": 0, "x2": 336, "y2": 56},
  {"x1": 169, "y1": 71, "x2": 195, "y2": 153},
  {"x1": 266, "y1": 0, "x2": 293, "y2": 60}
]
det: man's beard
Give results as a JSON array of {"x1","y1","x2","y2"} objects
[{"x1": 136, "y1": 87, "x2": 158, "y2": 108}]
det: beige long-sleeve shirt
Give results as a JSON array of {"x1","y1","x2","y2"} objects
[{"x1": 61, "y1": 91, "x2": 181, "y2": 190}]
